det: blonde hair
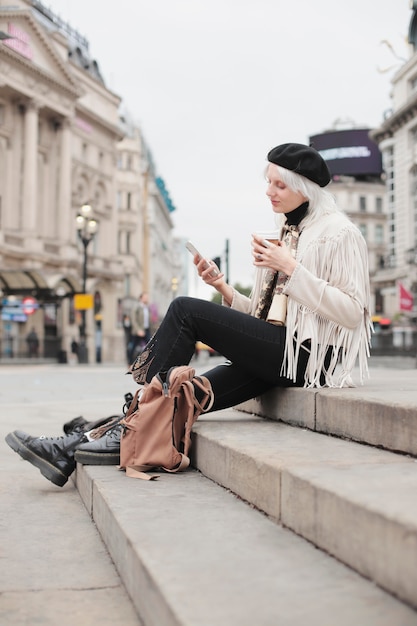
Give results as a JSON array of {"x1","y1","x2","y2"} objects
[{"x1": 265, "y1": 164, "x2": 342, "y2": 230}]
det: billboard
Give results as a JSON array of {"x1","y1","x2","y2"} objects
[{"x1": 309, "y1": 129, "x2": 382, "y2": 177}]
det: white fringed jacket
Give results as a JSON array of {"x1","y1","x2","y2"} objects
[{"x1": 226, "y1": 212, "x2": 373, "y2": 388}]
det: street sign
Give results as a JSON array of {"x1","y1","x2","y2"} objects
[
  {"x1": 74, "y1": 293, "x2": 94, "y2": 310},
  {"x1": 21, "y1": 296, "x2": 38, "y2": 315}
]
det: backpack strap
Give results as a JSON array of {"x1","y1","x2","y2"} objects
[
  {"x1": 178, "y1": 377, "x2": 214, "y2": 460},
  {"x1": 162, "y1": 453, "x2": 190, "y2": 474},
  {"x1": 192, "y1": 375, "x2": 214, "y2": 413},
  {"x1": 124, "y1": 466, "x2": 160, "y2": 480},
  {"x1": 123, "y1": 454, "x2": 190, "y2": 480},
  {"x1": 123, "y1": 386, "x2": 145, "y2": 418}
]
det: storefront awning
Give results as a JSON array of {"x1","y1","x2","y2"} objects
[{"x1": 0, "y1": 270, "x2": 53, "y2": 296}]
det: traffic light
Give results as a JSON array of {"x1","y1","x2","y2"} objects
[{"x1": 212, "y1": 256, "x2": 221, "y2": 271}]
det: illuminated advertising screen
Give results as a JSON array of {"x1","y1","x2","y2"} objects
[{"x1": 309, "y1": 129, "x2": 382, "y2": 177}]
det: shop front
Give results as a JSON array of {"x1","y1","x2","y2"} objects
[{"x1": 0, "y1": 269, "x2": 77, "y2": 361}]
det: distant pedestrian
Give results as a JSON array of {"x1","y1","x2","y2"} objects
[
  {"x1": 128, "y1": 292, "x2": 151, "y2": 363},
  {"x1": 123, "y1": 314, "x2": 132, "y2": 363},
  {"x1": 26, "y1": 328, "x2": 39, "y2": 357},
  {"x1": 71, "y1": 339, "x2": 79, "y2": 362}
]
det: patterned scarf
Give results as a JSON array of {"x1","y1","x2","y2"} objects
[{"x1": 254, "y1": 202, "x2": 308, "y2": 320}]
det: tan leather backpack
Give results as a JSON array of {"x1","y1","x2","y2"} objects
[{"x1": 120, "y1": 365, "x2": 214, "y2": 480}]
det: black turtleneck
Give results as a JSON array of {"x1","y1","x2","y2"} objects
[{"x1": 285, "y1": 201, "x2": 309, "y2": 226}]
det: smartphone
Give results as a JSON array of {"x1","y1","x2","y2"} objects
[{"x1": 186, "y1": 240, "x2": 220, "y2": 277}]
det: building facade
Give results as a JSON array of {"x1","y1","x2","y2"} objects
[
  {"x1": 0, "y1": 0, "x2": 178, "y2": 362},
  {"x1": 116, "y1": 115, "x2": 179, "y2": 336},
  {"x1": 370, "y1": 4, "x2": 417, "y2": 324},
  {"x1": 331, "y1": 177, "x2": 387, "y2": 316}
]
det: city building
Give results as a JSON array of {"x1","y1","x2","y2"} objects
[
  {"x1": 370, "y1": 2, "x2": 417, "y2": 329},
  {"x1": 0, "y1": 0, "x2": 178, "y2": 362}
]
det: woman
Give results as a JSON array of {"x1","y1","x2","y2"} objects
[
  {"x1": 130, "y1": 142, "x2": 372, "y2": 407},
  {"x1": 5, "y1": 143, "x2": 372, "y2": 485}
]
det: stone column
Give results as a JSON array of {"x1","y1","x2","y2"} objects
[
  {"x1": 22, "y1": 99, "x2": 39, "y2": 231},
  {"x1": 58, "y1": 117, "x2": 73, "y2": 241}
]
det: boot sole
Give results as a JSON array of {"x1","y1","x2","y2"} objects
[
  {"x1": 5, "y1": 432, "x2": 69, "y2": 487},
  {"x1": 74, "y1": 450, "x2": 120, "y2": 466},
  {"x1": 5, "y1": 431, "x2": 22, "y2": 453}
]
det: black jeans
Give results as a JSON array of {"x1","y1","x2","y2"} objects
[{"x1": 130, "y1": 297, "x2": 310, "y2": 412}]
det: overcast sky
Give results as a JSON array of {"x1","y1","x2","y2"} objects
[{"x1": 47, "y1": 0, "x2": 411, "y2": 292}]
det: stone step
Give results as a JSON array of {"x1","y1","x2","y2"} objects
[
  {"x1": 191, "y1": 410, "x2": 417, "y2": 610},
  {"x1": 73, "y1": 366, "x2": 417, "y2": 622},
  {"x1": 75, "y1": 462, "x2": 417, "y2": 626},
  {"x1": 236, "y1": 367, "x2": 417, "y2": 456}
]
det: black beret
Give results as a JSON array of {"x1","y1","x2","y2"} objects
[{"x1": 267, "y1": 143, "x2": 331, "y2": 187}]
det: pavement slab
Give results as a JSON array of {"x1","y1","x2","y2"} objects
[{"x1": 0, "y1": 363, "x2": 141, "y2": 626}]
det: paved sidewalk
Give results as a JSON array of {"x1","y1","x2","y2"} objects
[
  {"x1": 1, "y1": 358, "x2": 416, "y2": 625},
  {"x1": 0, "y1": 362, "x2": 141, "y2": 626}
]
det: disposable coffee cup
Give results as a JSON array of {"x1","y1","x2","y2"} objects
[{"x1": 255, "y1": 230, "x2": 280, "y2": 246}]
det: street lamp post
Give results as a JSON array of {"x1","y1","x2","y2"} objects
[{"x1": 75, "y1": 203, "x2": 98, "y2": 364}]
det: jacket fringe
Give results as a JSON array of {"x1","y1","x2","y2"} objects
[
  {"x1": 235, "y1": 215, "x2": 373, "y2": 388},
  {"x1": 282, "y1": 224, "x2": 372, "y2": 387}
]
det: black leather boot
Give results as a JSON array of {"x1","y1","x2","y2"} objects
[
  {"x1": 75, "y1": 422, "x2": 122, "y2": 466},
  {"x1": 5, "y1": 430, "x2": 87, "y2": 487}
]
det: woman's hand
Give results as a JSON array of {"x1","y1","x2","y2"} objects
[
  {"x1": 252, "y1": 234, "x2": 297, "y2": 277},
  {"x1": 194, "y1": 256, "x2": 224, "y2": 286},
  {"x1": 193, "y1": 255, "x2": 234, "y2": 305}
]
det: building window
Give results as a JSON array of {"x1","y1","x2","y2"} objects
[
  {"x1": 359, "y1": 196, "x2": 366, "y2": 212},
  {"x1": 127, "y1": 192, "x2": 131, "y2": 210},
  {"x1": 359, "y1": 223, "x2": 367, "y2": 238},
  {"x1": 382, "y1": 151, "x2": 393, "y2": 171},
  {"x1": 410, "y1": 75, "x2": 417, "y2": 95},
  {"x1": 124, "y1": 274, "x2": 131, "y2": 296},
  {"x1": 375, "y1": 196, "x2": 383, "y2": 213},
  {"x1": 126, "y1": 232, "x2": 131, "y2": 254},
  {"x1": 384, "y1": 146, "x2": 395, "y2": 262},
  {"x1": 411, "y1": 126, "x2": 417, "y2": 147},
  {"x1": 375, "y1": 224, "x2": 384, "y2": 244}
]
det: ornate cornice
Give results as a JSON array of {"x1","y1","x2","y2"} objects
[
  {"x1": 0, "y1": 9, "x2": 81, "y2": 100},
  {"x1": 76, "y1": 102, "x2": 125, "y2": 141}
]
